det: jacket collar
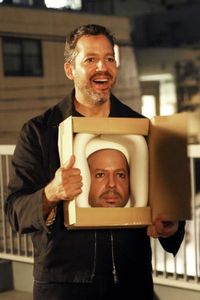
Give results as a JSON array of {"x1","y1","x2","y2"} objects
[{"x1": 47, "y1": 90, "x2": 75, "y2": 128}]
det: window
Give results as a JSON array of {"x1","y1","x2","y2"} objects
[
  {"x1": 141, "y1": 95, "x2": 156, "y2": 118},
  {"x1": 2, "y1": 37, "x2": 43, "y2": 76},
  {"x1": 12, "y1": 0, "x2": 33, "y2": 4},
  {"x1": 44, "y1": 0, "x2": 81, "y2": 10}
]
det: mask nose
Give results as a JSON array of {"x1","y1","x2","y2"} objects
[{"x1": 107, "y1": 173, "x2": 116, "y2": 188}]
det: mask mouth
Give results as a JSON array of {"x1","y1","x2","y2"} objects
[
  {"x1": 101, "y1": 189, "x2": 121, "y2": 198},
  {"x1": 99, "y1": 189, "x2": 130, "y2": 208}
]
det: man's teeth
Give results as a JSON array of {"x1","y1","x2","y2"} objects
[{"x1": 94, "y1": 78, "x2": 108, "y2": 83}]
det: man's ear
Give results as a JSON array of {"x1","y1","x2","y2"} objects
[{"x1": 64, "y1": 63, "x2": 74, "y2": 80}]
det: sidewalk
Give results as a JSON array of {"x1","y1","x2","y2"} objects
[{"x1": 0, "y1": 290, "x2": 32, "y2": 300}]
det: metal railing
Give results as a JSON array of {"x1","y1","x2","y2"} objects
[
  {"x1": 0, "y1": 145, "x2": 33, "y2": 263},
  {"x1": 0, "y1": 144, "x2": 200, "y2": 289},
  {"x1": 152, "y1": 144, "x2": 200, "y2": 290}
]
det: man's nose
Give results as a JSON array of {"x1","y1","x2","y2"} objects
[{"x1": 96, "y1": 60, "x2": 107, "y2": 71}]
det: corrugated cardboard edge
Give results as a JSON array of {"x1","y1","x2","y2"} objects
[
  {"x1": 72, "y1": 117, "x2": 149, "y2": 135},
  {"x1": 64, "y1": 206, "x2": 151, "y2": 229}
]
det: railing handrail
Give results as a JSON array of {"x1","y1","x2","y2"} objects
[{"x1": 0, "y1": 145, "x2": 15, "y2": 155}]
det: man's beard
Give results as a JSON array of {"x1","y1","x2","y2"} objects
[
  {"x1": 88, "y1": 90, "x2": 110, "y2": 106},
  {"x1": 84, "y1": 85, "x2": 111, "y2": 106},
  {"x1": 75, "y1": 74, "x2": 115, "y2": 106}
]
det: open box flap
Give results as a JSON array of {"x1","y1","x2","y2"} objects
[{"x1": 148, "y1": 112, "x2": 191, "y2": 221}]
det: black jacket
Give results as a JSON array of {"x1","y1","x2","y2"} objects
[{"x1": 5, "y1": 92, "x2": 185, "y2": 287}]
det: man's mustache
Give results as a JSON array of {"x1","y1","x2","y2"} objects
[
  {"x1": 92, "y1": 71, "x2": 112, "y2": 79},
  {"x1": 100, "y1": 189, "x2": 121, "y2": 198}
]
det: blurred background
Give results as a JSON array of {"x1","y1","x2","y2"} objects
[{"x1": 0, "y1": 1, "x2": 200, "y2": 299}]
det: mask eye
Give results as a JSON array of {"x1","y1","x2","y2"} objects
[
  {"x1": 116, "y1": 172, "x2": 126, "y2": 179},
  {"x1": 106, "y1": 56, "x2": 115, "y2": 63},
  {"x1": 95, "y1": 171, "x2": 105, "y2": 178}
]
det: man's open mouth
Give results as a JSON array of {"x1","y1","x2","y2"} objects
[{"x1": 93, "y1": 78, "x2": 109, "y2": 84}]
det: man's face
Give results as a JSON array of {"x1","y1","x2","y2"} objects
[
  {"x1": 87, "y1": 149, "x2": 130, "y2": 207},
  {"x1": 65, "y1": 34, "x2": 117, "y2": 106}
]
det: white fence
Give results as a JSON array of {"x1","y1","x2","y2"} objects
[
  {"x1": 152, "y1": 144, "x2": 200, "y2": 290},
  {"x1": 0, "y1": 145, "x2": 33, "y2": 263},
  {"x1": 0, "y1": 144, "x2": 200, "y2": 289}
]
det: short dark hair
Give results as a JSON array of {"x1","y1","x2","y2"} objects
[{"x1": 64, "y1": 24, "x2": 116, "y2": 63}]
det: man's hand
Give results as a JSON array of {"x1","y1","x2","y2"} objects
[
  {"x1": 147, "y1": 217, "x2": 179, "y2": 239},
  {"x1": 44, "y1": 155, "x2": 83, "y2": 205}
]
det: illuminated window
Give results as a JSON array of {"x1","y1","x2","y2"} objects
[
  {"x1": 140, "y1": 74, "x2": 177, "y2": 116},
  {"x1": 44, "y1": 0, "x2": 81, "y2": 9},
  {"x1": 141, "y1": 95, "x2": 156, "y2": 118}
]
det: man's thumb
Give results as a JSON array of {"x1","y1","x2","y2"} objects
[{"x1": 63, "y1": 155, "x2": 75, "y2": 169}]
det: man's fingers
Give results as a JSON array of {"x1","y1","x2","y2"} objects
[
  {"x1": 147, "y1": 225, "x2": 158, "y2": 238},
  {"x1": 147, "y1": 220, "x2": 179, "y2": 239},
  {"x1": 63, "y1": 185, "x2": 83, "y2": 201}
]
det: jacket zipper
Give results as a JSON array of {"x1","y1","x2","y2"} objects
[
  {"x1": 90, "y1": 231, "x2": 97, "y2": 281},
  {"x1": 110, "y1": 229, "x2": 119, "y2": 284},
  {"x1": 90, "y1": 230, "x2": 119, "y2": 284}
]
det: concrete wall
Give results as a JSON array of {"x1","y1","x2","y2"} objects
[
  {"x1": 0, "y1": 260, "x2": 13, "y2": 292},
  {"x1": 12, "y1": 261, "x2": 33, "y2": 293},
  {"x1": 154, "y1": 284, "x2": 200, "y2": 300}
]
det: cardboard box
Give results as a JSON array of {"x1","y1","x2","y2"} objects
[
  {"x1": 148, "y1": 113, "x2": 191, "y2": 221},
  {"x1": 58, "y1": 114, "x2": 191, "y2": 229}
]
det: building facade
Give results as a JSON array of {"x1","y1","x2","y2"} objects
[{"x1": 0, "y1": 5, "x2": 141, "y2": 143}]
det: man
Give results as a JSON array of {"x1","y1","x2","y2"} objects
[
  {"x1": 5, "y1": 24, "x2": 184, "y2": 300},
  {"x1": 87, "y1": 148, "x2": 130, "y2": 208}
]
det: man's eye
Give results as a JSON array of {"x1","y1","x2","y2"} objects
[
  {"x1": 85, "y1": 57, "x2": 95, "y2": 63},
  {"x1": 95, "y1": 172, "x2": 105, "y2": 178},
  {"x1": 106, "y1": 57, "x2": 115, "y2": 63}
]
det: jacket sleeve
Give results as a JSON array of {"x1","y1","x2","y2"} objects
[
  {"x1": 159, "y1": 221, "x2": 185, "y2": 256},
  {"x1": 4, "y1": 120, "x2": 51, "y2": 234}
]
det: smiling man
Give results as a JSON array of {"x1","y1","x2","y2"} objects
[
  {"x1": 5, "y1": 24, "x2": 185, "y2": 300},
  {"x1": 88, "y1": 149, "x2": 130, "y2": 207},
  {"x1": 64, "y1": 27, "x2": 117, "y2": 117}
]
